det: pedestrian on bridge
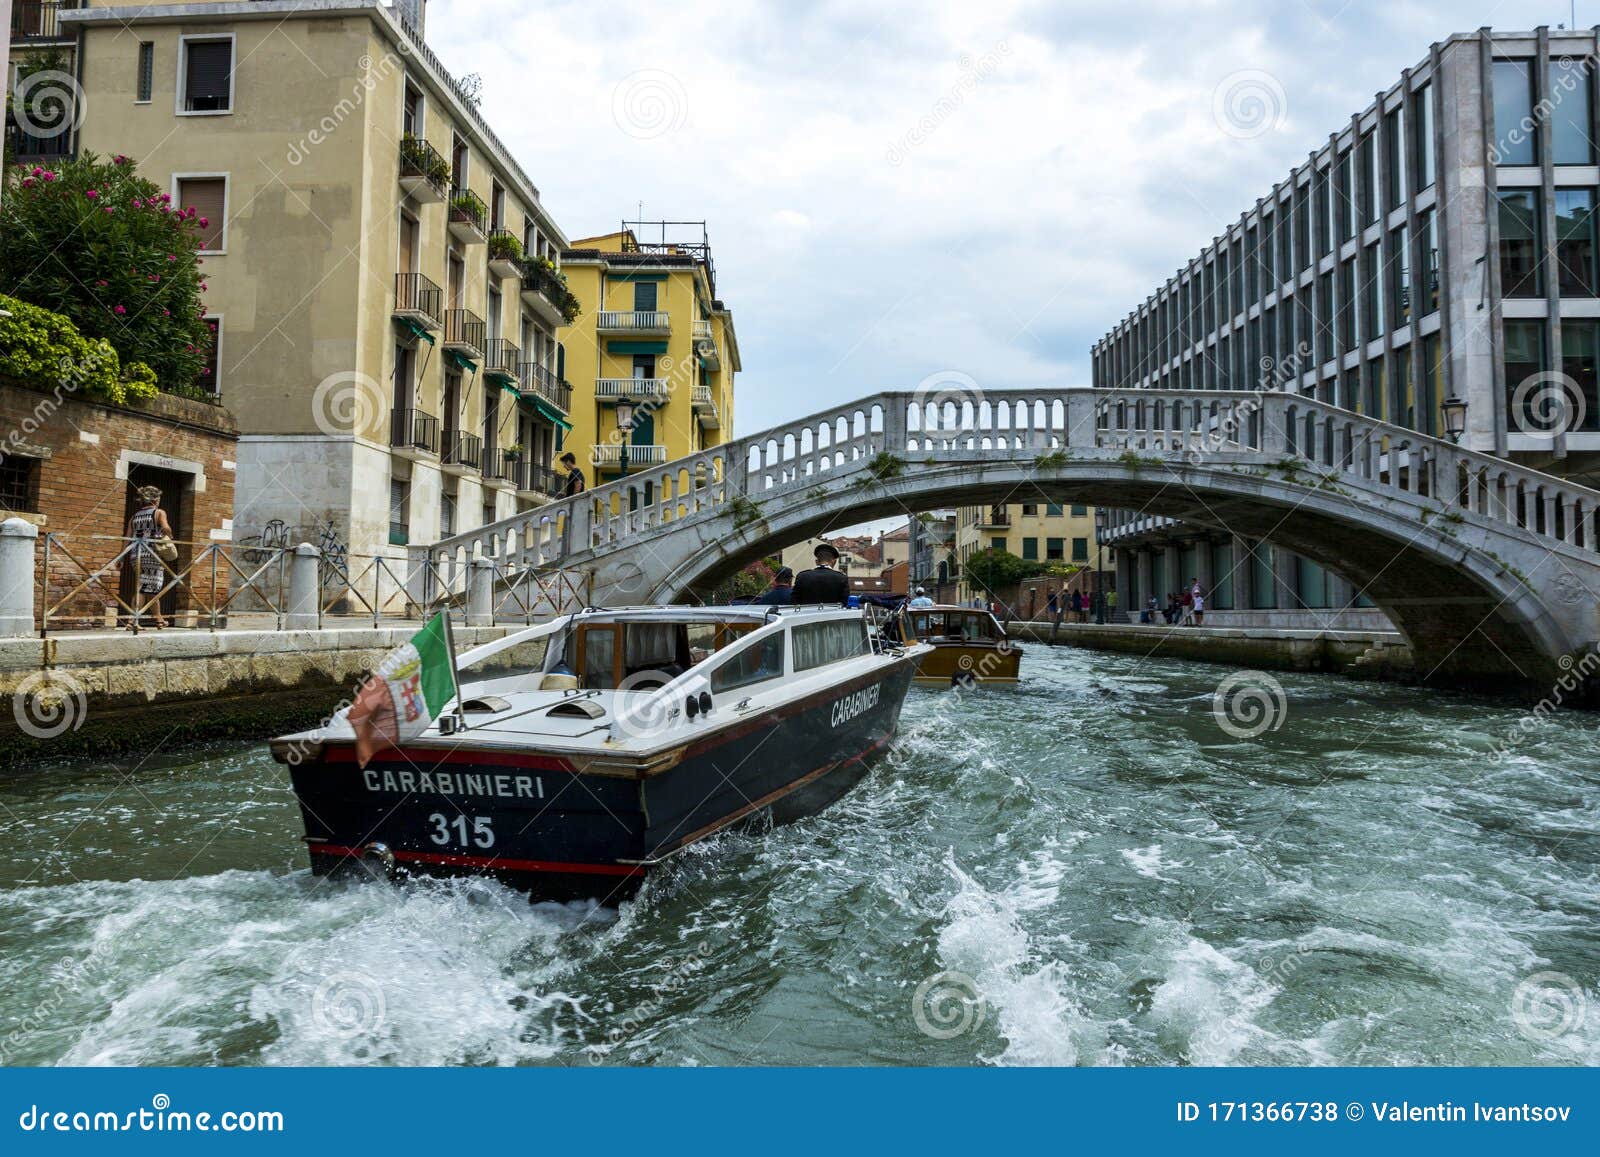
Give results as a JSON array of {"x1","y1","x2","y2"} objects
[
  {"x1": 560, "y1": 452, "x2": 586, "y2": 498},
  {"x1": 792, "y1": 543, "x2": 850, "y2": 605}
]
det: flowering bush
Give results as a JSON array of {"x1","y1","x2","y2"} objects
[
  {"x1": 0, "y1": 153, "x2": 213, "y2": 393},
  {"x1": 0, "y1": 292, "x2": 161, "y2": 406}
]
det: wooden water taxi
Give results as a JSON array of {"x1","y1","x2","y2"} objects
[{"x1": 896, "y1": 605, "x2": 1022, "y2": 685}]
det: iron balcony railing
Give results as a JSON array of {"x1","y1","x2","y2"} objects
[
  {"x1": 397, "y1": 136, "x2": 449, "y2": 198},
  {"x1": 394, "y1": 272, "x2": 443, "y2": 327},
  {"x1": 692, "y1": 385, "x2": 717, "y2": 409},
  {"x1": 6, "y1": 121, "x2": 74, "y2": 162},
  {"x1": 486, "y1": 338, "x2": 520, "y2": 379},
  {"x1": 13, "y1": 1, "x2": 81, "y2": 41},
  {"x1": 443, "y1": 308, "x2": 486, "y2": 356},
  {"x1": 596, "y1": 310, "x2": 669, "y2": 331},
  {"x1": 482, "y1": 447, "x2": 518, "y2": 483},
  {"x1": 692, "y1": 319, "x2": 714, "y2": 341},
  {"x1": 519, "y1": 261, "x2": 569, "y2": 315},
  {"x1": 390, "y1": 407, "x2": 439, "y2": 454},
  {"x1": 442, "y1": 430, "x2": 482, "y2": 471},
  {"x1": 595, "y1": 377, "x2": 669, "y2": 401},
  {"x1": 448, "y1": 185, "x2": 489, "y2": 238},
  {"x1": 518, "y1": 361, "x2": 572, "y2": 413},
  {"x1": 975, "y1": 509, "x2": 1011, "y2": 528},
  {"x1": 487, "y1": 229, "x2": 523, "y2": 267}
]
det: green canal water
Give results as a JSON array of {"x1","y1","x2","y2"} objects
[{"x1": 1, "y1": 647, "x2": 1596, "y2": 1066}]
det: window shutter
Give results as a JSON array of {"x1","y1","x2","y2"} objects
[
  {"x1": 177, "y1": 178, "x2": 226, "y2": 250},
  {"x1": 137, "y1": 43, "x2": 154, "y2": 102},
  {"x1": 184, "y1": 40, "x2": 233, "y2": 110}
]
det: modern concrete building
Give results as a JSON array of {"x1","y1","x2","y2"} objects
[
  {"x1": 1091, "y1": 26, "x2": 1600, "y2": 625},
  {"x1": 37, "y1": 0, "x2": 575, "y2": 568},
  {"x1": 558, "y1": 222, "x2": 739, "y2": 489}
]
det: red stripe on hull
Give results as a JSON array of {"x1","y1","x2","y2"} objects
[
  {"x1": 307, "y1": 843, "x2": 644, "y2": 878},
  {"x1": 321, "y1": 747, "x2": 575, "y2": 772}
]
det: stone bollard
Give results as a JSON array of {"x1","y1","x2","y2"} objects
[
  {"x1": 467, "y1": 557, "x2": 496, "y2": 627},
  {"x1": 285, "y1": 543, "x2": 321, "y2": 630},
  {"x1": 0, "y1": 518, "x2": 39, "y2": 637}
]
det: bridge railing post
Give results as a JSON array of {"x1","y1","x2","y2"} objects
[
  {"x1": 1259, "y1": 395, "x2": 1289, "y2": 456},
  {"x1": 881, "y1": 394, "x2": 908, "y2": 454},
  {"x1": 1066, "y1": 391, "x2": 1097, "y2": 449}
]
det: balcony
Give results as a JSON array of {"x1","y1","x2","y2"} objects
[
  {"x1": 442, "y1": 308, "x2": 486, "y2": 359},
  {"x1": 397, "y1": 136, "x2": 449, "y2": 203},
  {"x1": 975, "y1": 508, "x2": 1011, "y2": 528},
  {"x1": 518, "y1": 361, "x2": 572, "y2": 415},
  {"x1": 487, "y1": 229, "x2": 523, "y2": 279},
  {"x1": 519, "y1": 261, "x2": 571, "y2": 327},
  {"x1": 12, "y1": 1, "x2": 80, "y2": 42},
  {"x1": 441, "y1": 430, "x2": 482, "y2": 475},
  {"x1": 591, "y1": 443, "x2": 669, "y2": 469},
  {"x1": 6, "y1": 121, "x2": 74, "y2": 163},
  {"x1": 393, "y1": 272, "x2": 443, "y2": 329},
  {"x1": 447, "y1": 186, "x2": 488, "y2": 244},
  {"x1": 481, "y1": 448, "x2": 517, "y2": 487},
  {"x1": 390, "y1": 407, "x2": 439, "y2": 457},
  {"x1": 596, "y1": 310, "x2": 669, "y2": 335},
  {"x1": 595, "y1": 378, "x2": 669, "y2": 402},
  {"x1": 693, "y1": 319, "x2": 721, "y2": 369},
  {"x1": 692, "y1": 384, "x2": 720, "y2": 430},
  {"x1": 485, "y1": 337, "x2": 520, "y2": 382},
  {"x1": 515, "y1": 461, "x2": 564, "y2": 499}
]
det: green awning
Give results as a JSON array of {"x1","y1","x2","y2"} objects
[
  {"x1": 606, "y1": 340, "x2": 668, "y2": 355},
  {"x1": 445, "y1": 349, "x2": 477, "y2": 372},
  {"x1": 499, "y1": 380, "x2": 522, "y2": 398},
  {"x1": 528, "y1": 396, "x2": 573, "y2": 431},
  {"x1": 396, "y1": 317, "x2": 435, "y2": 345}
]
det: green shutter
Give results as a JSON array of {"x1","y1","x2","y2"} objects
[{"x1": 605, "y1": 340, "x2": 669, "y2": 355}]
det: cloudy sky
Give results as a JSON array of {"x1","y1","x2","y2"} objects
[{"x1": 428, "y1": 0, "x2": 1576, "y2": 437}]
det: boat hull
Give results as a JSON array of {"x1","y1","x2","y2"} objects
[
  {"x1": 288, "y1": 654, "x2": 918, "y2": 902},
  {"x1": 911, "y1": 641, "x2": 1022, "y2": 685}
]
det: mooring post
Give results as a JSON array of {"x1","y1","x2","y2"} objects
[
  {"x1": 0, "y1": 518, "x2": 40, "y2": 637},
  {"x1": 285, "y1": 543, "x2": 321, "y2": 630},
  {"x1": 467, "y1": 557, "x2": 495, "y2": 626}
]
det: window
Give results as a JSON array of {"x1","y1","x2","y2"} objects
[
  {"x1": 200, "y1": 315, "x2": 220, "y2": 391},
  {"x1": 1503, "y1": 320, "x2": 1545, "y2": 430},
  {"x1": 0, "y1": 456, "x2": 40, "y2": 514},
  {"x1": 989, "y1": 536, "x2": 1005, "y2": 552},
  {"x1": 1315, "y1": 165, "x2": 1331, "y2": 257},
  {"x1": 179, "y1": 36, "x2": 234, "y2": 113},
  {"x1": 1389, "y1": 224, "x2": 1410, "y2": 328},
  {"x1": 482, "y1": 502, "x2": 496, "y2": 531},
  {"x1": 440, "y1": 490, "x2": 456, "y2": 537},
  {"x1": 1020, "y1": 503, "x2": 1037, "y2": 515},
  {"x1": 1335, "y1": 148, "x2": 1355, "y2": 242},
  {"x1": 1362, "y1": 240, "x2": 1383, "y2": 341},
  {"x1": 1550, "y1": 59, "x2": 1594, "y2": 165},
  {"x1": 712, "y1": 633, "x2": 786, "y2": 693},
  {"x1": 1021, "y1": 537, "x2": 1038, "y2": 561},
  {"x1": 1046, "y1": 537, "x2": 1064, "y2": 562},
  {"x1": 402, "y1": 81, "x2": 423, "y2": 137},
  {"x1": 389, "y1": 478, "x2": 410, "y2": 546},
  {"x1": 1338, "y1": 259, "x2": 1357, "y2": 352},
  {"x1": 1070, "y1": 504, "x2": 1087, "y2": 515},
  {"x1": 1492, "y1": 59, "x2": 1536, "y2": 165},
  {"x1": 1418, "y1": 209, "x2": 1440, "y2": 314},
  {"x1": 1562, "y1": 321, "x2": 1600, "y2": 431},
  {"x1": 1071, "y1": 537, "x2": 1089, "y2": 562},
  {"x1": 1555, "y1": 189, "x2": 1597, "y2": 296},
  {"x1": 1276, "y1": 202, "x2": 1292, "y2": 282},
  {"x1": 176, "y1": 176, "x2": 226, "y2": 251},
  {"x1": 792, "y1": 619, "x2": 869, "y2": 671},
  {"x1": 1365, "y1": 358, "x2": 1385, "y2": 419},
  {"x1": 1393, "y1": 347, "x2": 1410, "y2": 428},
  {"x1": 1385, "y1": 106, "x2": 1407, "y2": 210},
  {"x1": 1413, "y1": 82, "x2": 1435, "y2": 189},
  {"x1": 1047, "y1": 503, "x2": 1064, "y2": 516},
  {"x1": 1316, "y1": 271, "x2": 1333, "y2": 364},
  {"x1": 633, "y1": 281, "x2": 658, "y2": 312},
  {"x1": 1359, "y1": 131, "x2": 1378, "y2": 225},
  {"x1": 1294, "y1": 182, "x2": 1309, "y2": 275},
  {"x1": 1421, "y1": 334, "x2": 1442, "y2": 437},
  {"x1": 137, "y1": 42, "x2": 154, "y2": 103},
  {"x1": 1498, "y1": 189, "x2": 1541, "y2": 297}
]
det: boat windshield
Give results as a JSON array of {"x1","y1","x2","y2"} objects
[
  {"x1": 573, "y1": 618, "x2": 758, "y2": 690},
  {"x1": 908, "y1": 610, "x2": 1003, "y2": 641}
]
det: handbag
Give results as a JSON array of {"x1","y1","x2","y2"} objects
[{"x1": 150, "y1": 535, "x2": 178, "y2": 563}]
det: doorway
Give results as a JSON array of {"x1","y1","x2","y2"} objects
[{"x1": 118, "y1": 464, "x2": 191, "y2": 626}]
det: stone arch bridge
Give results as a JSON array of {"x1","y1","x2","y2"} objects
[{"x1": 419, "y1": 388, "x2": 1600, "y2": 697}]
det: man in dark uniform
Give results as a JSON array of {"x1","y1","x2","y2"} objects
[
  {"x1": 791, "y1": 542, "x2": 850, "y2": 605},
  {"x1": 755, "y1": 567, "x2": 795, "y2": 605}
]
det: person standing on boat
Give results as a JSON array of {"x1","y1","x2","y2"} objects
[
  {"x1": 755, "y1": 567, "x2": 795, "y2": 605},
  {"x1": 909, "y1": 586, "x2": 935, "y2": 609},
  {"x1": 124, "y1": 485, "x2": 172, "y2": 630},
  {"x1": 791, "y1": 542, "x2": 850, "y2": 605}
]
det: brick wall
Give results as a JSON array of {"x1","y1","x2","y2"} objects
[{"x1": 0, "y1": 380, "x2": 239, "y2": 627}]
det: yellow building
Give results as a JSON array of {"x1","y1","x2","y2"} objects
[
  {"x1": 558, "y1": 223, "x2": 740, "y2": 487},
  {"x1": 27, "y1": 0, "x2": 575, "y2": 564},
  {"x1": 954, "y1": 502, "x2": 1109, "y2": 604}
]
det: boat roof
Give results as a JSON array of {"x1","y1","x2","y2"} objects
[{"x1": 568, "y1": 604, "x2": 863, "y2": 623}]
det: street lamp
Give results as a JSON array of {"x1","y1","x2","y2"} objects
[
  {"x1": 1093, "y1": 508, "x2": 1108, "y2": 625},
  {"x1": 1442, "y1": 395, "x2": 1468, "y2": 444},
  {"x1": 615, "y1": 399, "x2": 636, "y2": 512}
]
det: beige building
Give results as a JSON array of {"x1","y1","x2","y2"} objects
[
  {"x1": 42, "y1": 0, "x2": 575, "y2": 565},
  {"x1": 953, "y1": 502, "x2": 1110, "y2": 605}
]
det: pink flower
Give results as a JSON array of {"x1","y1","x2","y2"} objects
[
  {"x1": 113, "y1": 305, "x2": 127, "y2": 315},
  {"x1": 95, "y1": 279, "x2": 108, "y2": 288},
  {"x1": 162, "y1": 310, "x2": 171, "y2": 317},
  {"x1": 198, "y1": 217, "x2": 208, "y2": 228},
  {"x1": 85, "y1": 189, "x2": 98, "y2": 199},
  {"x1": 131, "y1": 199, "x2": 142, "y2": 208},
  {"x1": 40, "y1": 171, "x2": 56, "y2": 182},
  {"x1": 167, "y1": 254, "x2": 177, "y2": 262},
  {"x1": 20, "y1": 179, "x2": 34, "y2": 188},
  {"x1": 30, "y1": 167, "x2": 42, "y2": 177},
  {"x1": 158, "y1": 193, "x2": 170, "y2": 203},
  {"x1": 102, "y1": 206, "x2": 114, "y2": 214}
]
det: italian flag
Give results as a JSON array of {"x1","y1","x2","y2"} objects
[{"x1": 345, "y1": 610, "x2": 458, "y2": 767}]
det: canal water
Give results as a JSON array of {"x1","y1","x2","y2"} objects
[{"x1": 2, "y1": 646, "x2": 1596, "y2": 1067}]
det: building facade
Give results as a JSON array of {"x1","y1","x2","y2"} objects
[
  {"x1": 952, "y1": 502, "x2": 1110, "y2": 609},
  {"x1": 558, "y1": 223, "x2": 739, "y2": 488},
  {"x1": 907, "y1": 511, "x2": 958, "y2": 600},
  {"x1": 41, "y1": 0, "x2": 575, "y2": 569},
  {"x1": 1091, "y1": 27, "x2": 1600, "y2": 625}
]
